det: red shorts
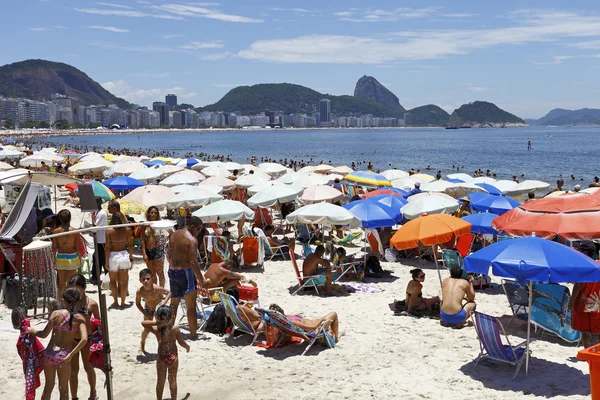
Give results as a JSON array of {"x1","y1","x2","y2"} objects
[{"x1": 571, "y1": 310, "x2": 600, "y2": 334}]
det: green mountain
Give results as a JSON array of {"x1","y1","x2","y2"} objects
[
  {"x1": 0, "y1": 59, "x2": 131, "y2": 109},
  {"x1": 448, "y1": 101, "x2": 524, "y2": 127},
  {"x1": 529, "y1": 108, "x2": 600, "y2": 125},
  {"x1": 199, "y1": 83, "x2": 403, "y2": 118},
  {"x1": 406, "y1": 104, "x2": 449, "y2": 126}
]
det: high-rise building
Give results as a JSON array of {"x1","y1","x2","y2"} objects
[
  {"x1": 319, "y1": 99, "x2": 331, "y2": 126},
  {"x1": 403, "y1": 112, "x2": 413, "y2": 127},
  {"x1": 152, "y1": 102, "x2": 169, "y2": 126},
  {"x1": 165, "y1": 94, "x2": 177, "y2": 108}
]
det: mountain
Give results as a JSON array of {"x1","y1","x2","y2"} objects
[
  {"x1": 353, "y1": 75, "x2": 405, "y2": 113},
  {"x1": 200, "y1": 83, "x2": 403, "y2": 117},
  {"x1": 0, "y1": 59, "x2": 131, "y2": 109},
  {"x1": 406, "y1": 104, "x2": 449, "y2": 126},
  {"x1": 529, "y1": 108, "x2": 600, "y2": 125},
  {"x1": 447, "y1": 101, "x2": 525, "y2": 128}
]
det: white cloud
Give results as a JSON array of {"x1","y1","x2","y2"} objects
[
  {"x1": 269, "y1": 7, "x2": 319, "y2": 14},
  {"x1": 149, "y1": 4, "x2": 264, "y2": 23},
  {"x1": 74, "y1": 7, "x2": 184, "y2": 20},
  {"x1": 441, "y1": 13, "x2": 477, "y2": 18},
  {"x1": 467, "y1": 86, "x2": 490, "y2": 93},
  {"x1": 96, "y1": 2, "x2": 132, "y2": 9},
  {"x1": 198, "y1": 52, "x2": 231, "y2": 60},
  {"x1": 177, "y1": 41, "x2": 223, "y2": 50},
  {"x1": 212, "y1": 83, "x2": 247, "y2": 87},
  {"x1": 335, "y1": 7, "x2": 438, "y2": 22},
  {"x1": 158, "y1": 34, "x2": 184, "y2": 39},
  {"x1": 88, "y1": 25, "x2": 129, "y2": 33},
  {"x1": 239, "y1": 10, "x2": 600, "y2": 64},
  {"x1": 101, "y1": 80, "x2": 197, "y2": 106},
  {"x1": 89, "y1": 41, "x2": 189, "y2": 53},
  {"x1": 29, "y1": 27, "x2": 50, "y2": 31},
  {"x1": 53, "y1": 25, "x2": 67, "y2": 29}
]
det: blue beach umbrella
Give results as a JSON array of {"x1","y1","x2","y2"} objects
[
  {"x1": 474, "y1": 183, "x2": 503, "y2": 196},
  {"x1": 344, "y1": 199, "x2": 401, "y2": 228},
  {"x1": 176, "y1": 158, "x2": 199, "y2": 169},
  {"x1": 464, "y1": 236, "x2": 600, "y2": 376},
  {"x1": 461, "y1": 213, "x2": 498, "y2": 234},
  {"x1": 103, "y1": 176, "x2": 146, "y2": 191},
  {"x1": 145, "y1": 160, "x2": 166, "y2": 167},
  {"x1": 471, "y1": 193, "x2": 520, "y2": 215},
  {"x1": 366, "y1": 194, "x2": 408, "y2": 214},
  {"x1": 446, "y1": 178, "x2": 465, "y2": 184}
]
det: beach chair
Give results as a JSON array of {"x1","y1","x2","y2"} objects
[
  {"x1": 216, "y1": 291, "x2": 261, "y2": 343},
  {"x1": 208, "y1": 235, "x2": 231, "y2": 263},
  {"x1": 210, "y1": 222, "x2": 222, "y2": 236},
  {"x1": 297, "y1": 224, "x2": 316, "y2": 243},
  {"x1": 302, "y1": 242, "x2": 314, "y2": 258},
  {"x1": 240, "y1": 236, "x2": 264, "y2": 267},
  {"x1": 456, "y1": 233, "x2": 475, "y2": 257},
  {"x1": 332, "y1": 231, "x2": 362, "y2": 245},
  {"x1": 289, "y1": 249, "x2": 326, "y2": 295},
  {"x1": 366, "y1": 229, "x2": 384, "y2": 257},
  {"x1": 530, "y1": 283, "x2": 581, "y2": 344},
  {"x1": 178, "y1": 297, "x2": 216, "y2": 331},
  {"x1": 501, "y1": 279, "x2": 531, "y2": 327},
  {"x1": 472, "y1": 311, "x2": 534, "y2": 380},
  {"x1": 255, "y1": 308, "x2": 335, "y2": 355},
  {"x1": 330, "y1": 245, "x2": 364, "y2": 282},
  {"x1": 441, "y1": 249, "x2": 469, "y2": 279}
]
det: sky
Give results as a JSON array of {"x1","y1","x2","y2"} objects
[{"x1": 3, "y1": 0, "x2": 600, "y2": 118}]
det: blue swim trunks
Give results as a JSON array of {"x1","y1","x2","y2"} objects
[
  {"x1": 440, "y1": 309, "x2": 467, "y2": 325},
  {"x1": 168, "y1": 268, "x2": 196, "y2": 299}
]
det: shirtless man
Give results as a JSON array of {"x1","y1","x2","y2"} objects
[
  {"x1": 302, "y1": 245, "x2": 333, "y2": 295},
  {"x1": 52, "y1": 209, "x2": 85, "y2": 301},
  {"x1": 167, "y1": 216, "x2": 206, "y2": 339},
  {"x1": 136, "y1": 268, "x2": 171, "y2": 353},
  {"x1": 204, "y1": 259, "x2": 255, "y2": 292},
  {"x1": 440, "y1": 267, "x2": 476, "y2": 328}
]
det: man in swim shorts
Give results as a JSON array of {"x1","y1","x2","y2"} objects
[
  {"x1": 302, "y1": 245, "x2": 334, "y2": 295},
  {"x1": 440, "y1": 267, "x2": 476, "y2": 328},
  {"x1": 167, "y1": 216, "x2": 207, "y2": 339}
]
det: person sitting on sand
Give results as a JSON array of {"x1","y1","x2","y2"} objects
[
  {"x1": 302, "y1": 245, "x2": 333, "y2": 295},
  {"x1": 268, "y1": 303, "x2": 342, "y2": 343},
  {"x1": 440, "y1": 267, "x2": 476, "y2": 328},
  {"x1": 405, "y1": 269, "x2": 440, "y2": 315},
  {"x1": 142, "y1": 305, "x2": 190, "y2": 400},
  {"x1": 204, "y1": 259, "x2": 256, "y2": 291},
  {"x1": 136, "y1": 268, "x2": 171, "y2": 353}
]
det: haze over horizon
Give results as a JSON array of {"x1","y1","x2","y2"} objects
[{"x1": 4, "y1": 1, "x2": 600, "y2": 119}]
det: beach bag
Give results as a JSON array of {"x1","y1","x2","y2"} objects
[
  {"x1": 204, "y1": 303, "x2": 229, "y2": 336},
  {"x1": 366, "y1": 256, "x2": 384, "y2": 274},
  {"x1": 472, "y1": 274, "x2": 491, "y2": 290},
  {"x1": 384, "y1": 248, "x2": 398, "y2": 262}
]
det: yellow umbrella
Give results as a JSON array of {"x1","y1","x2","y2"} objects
[
  {"x1": 102, "y1": 199, "x2": 148, "y2": 215},
  {"x1": 103, "y1": 153, "x2": 117, "y2": 161}
]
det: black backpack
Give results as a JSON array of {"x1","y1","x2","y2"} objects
[
  {"x1": 366, "y1": 256, "x2": 384, "y2": 274},
  {"x1": 203, "y1": 303, "x2": 229, "y2": 336}
]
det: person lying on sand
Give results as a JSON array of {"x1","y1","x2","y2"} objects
[
  {"x1": 268, "y1": 303, "x2": 342, "y2": 343},
  {"x1": 440, "y1": 267, "x2": 476, "y2": 328}
]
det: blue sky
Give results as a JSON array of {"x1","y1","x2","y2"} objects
[{"x1": 4, "y1": 0, "x2": 600, "y2": 118}]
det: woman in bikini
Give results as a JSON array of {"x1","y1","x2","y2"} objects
[
  {"x1": 143, "y1": 305, "x2": 190, "y2": 400},
  {"x1": 105, "y1": 212, "x2": 134, "y2": 307},
  {"x1": 52, "y1": 209, "x2": 86, "y2": 302},
  {"x1": 141, "y1": 206, "x2": 167, "y2": 287},
  {"x1": 28, "y1": 287, "x2": 88, "y2": 400},
  {"x1": 67, "y1": 274, "x2": 100, "y2": 400},
  {"x1": 405, "y1": 268, "x2": 440, "y2": 315}
]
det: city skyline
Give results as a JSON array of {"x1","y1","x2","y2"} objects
[{"x1": 3, "y1": 1, "x2": 600, "y2": 118}]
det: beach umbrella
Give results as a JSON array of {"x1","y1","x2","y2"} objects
[
  {"x1": 381, "y1": 169, "x2": 409, "y2": 180},
  {"x1": 103, "y1": 154, "x2": 117, "y2": 161},
  {"x1": 471, "y1": 177, "x2": 497, "y2": 185},
  {"x1": 113, "y1": 161, "x2": 146, "y2": 175},
  {"x1": 286, "y1": 173, "x2": 332, "y2": 188},
  {"x1": 313, "y1": 164, "x2": 334, "y2": 173},
  {"x1": 461, "y1": 213, "x2": 499, "y2": 234},
  {"x1": 19, "y1": 152, "x2": 64, "y2": 168},
  {"x1": 286, "y1": 203, "x2": 361, "y2": 228},
  {"x1": 223, "y1": 162, "x2": 244, "y2": 171},
  {"x1": 69, "y1": 160, "x2": 112, "y2": 174},
  {"x1": 446, "y1": 178, "x2": 465, "y2": 183},
  {"x1": 362, "y1": 187, "x2": 409, "y2": 198},
  {"x1": 582, "y1": 187, "x2": 600, "y2": 195},
  {"x1": 447, "y1": 173, "x2": 474, "y2": 182},
  {"x1": 247, "y1": 184, "x2": 302, "y2": 208},
  {"x1": 102, "y1": 199, "x2": 148, "y2": 215},
  {"x1": 341, "y1": 171, "x2": 392, "y2": 188},
  {"x1": 420, "y1": 180, "x2": 455, "y2": 193},
  {"x1": 330, "y1": 165, "x2": 354, "y2": 174},
  {"x1": 344, "y1": 199, "x2": 401, "y2": 228},
  {"x1": 544, "y1": 190, "x2": 571, "y2": 197},
  {"x1": 506, "y1": 180, "x2": 550, "y2": 196},
  {"x1": 391, "y1": 176, "x2": 421, "y2": 190},
  {"x1": 171, "y1": 184, "x2": 197, "y2": 194},
  {"x1": 474, "y1": 183, "x2": 503, "y2": 196},
  {"x1": 75, "y1": 181, "x2": 115, "y2": 201},
  {"x1": 234, "y1": 174, "x2": 269, "y2": 189},
  {"x1": 192, "y1": 199, "x2": 255, "y2": 222},
  {"x1": 40, "y1": 147, "x2": 57, "y2": 153},
  {"x1": 102, "y1": 176, "x2": 145, "y2": 191},
  {"x1": 258, "y1": 162, "x2": 287, "y2": 177},
  {"x1": 150, "y1": 156, "x2": 173, "y2": 164},
  {"x1": 122, "y1": 185, "x2": 175, "y2": 209},
  {"x1": 161, "y1": 165, "x2": 184, "y2": 177},
  {"x1": 201, "y1": 165, "x2": 231, "y2": 178},
  {"x1": 175, "y1": 158, "x2": 200, "y2": 169},
  {"x1": 172, "y1": 169, "x2": 206, "y2": 181},
  {"x1": 297, "y1": 165, "x2": 316, "y2": 174},
  {"x1": 0, "y1": 161, "x2": 14, "y2": 171},
  {"x1": 366, "y1": 194, "x2": 408, "y2": 212},
  {"x1": 243, "y1": 171, "x2": 271, "y2": 181},
  {"x1": 194, "y1": 183, "x2": 223, "y2": 194},
  {"x1": 471, "y1": 193, "x2": 520, "y2": 215},
  {"x1": 129, "y1": 165, "x2": 165, "y2": 182},
  {"x1": 466, "y1": 191, "x2": 490, "y2": 204},
  {"x1": 166, "y1": 187, "x2": 223, "y2": 209},
  {"x1": 247, "y1": 181, "x2": 275, "y2": 195},
  {"x1": 445, "y1": 182, "x2": 488, "y2": 198},
  {"x1": 412, "y1": 173, "x2": 435, "y2": 183},
  {"x1": 521, "y1": 193, "x2": 600, "y2": 213},
  {"x1": 159, "y1": 174, "x2": 200, "y2": 187},
  {"x1": 401, "y1": 192, "x2": 459, "y2": 220},
  {"x1": 200, "y1": 176, "x2": 235, "y2": 190},
  {"x1": 190, "y1": 161, "x2": 213, "y2": 171},
  {"x1": 0, "y1": 149, "x2": 25, "y2": 159},
  {"x1": 408, "y1": 192, "x2": 456, "y2": 203},
  {"x1": 144, "y1": 160, "x2": 166, "y2": 167},
  {"x1": 464, "y1": 236, "x2": 600, "y2": 376},
  {"x1": 240, "y1": 163, "x2": 259, "y2": 174},
  {"x1": 299, "y1": 185, "x2": 343, "y2": 204},
  {"x1": 112, "y1": 155, "x2": 140, "y2": 163}
]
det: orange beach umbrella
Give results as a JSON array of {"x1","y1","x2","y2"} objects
[{"x1": 390, "y1": 214, "x2": 472, "y2": 250}]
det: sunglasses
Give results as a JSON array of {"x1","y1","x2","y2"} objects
[
  {"x1": 418, "y1": 274, "x2": 426, "y2": 279},
  {"x1": 149, "y1": 211, "x2": 158, "y2": 214}
]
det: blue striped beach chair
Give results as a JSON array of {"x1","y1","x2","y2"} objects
[{"x1": 216, "y1": 292, "x2": 261, "y2": 343}]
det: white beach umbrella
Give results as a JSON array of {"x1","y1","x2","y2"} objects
[
  {"x1": 391, "y1": 176, "x2": 421, "y2": 190},
  {"x1": 407, "y1": 192, "x2": 456, "y2": 203},
  {"x1": 166, "y1": 187, "x2": 223, "y2": 209},
  {"x1": 194, "y1": 183, "x2": 223, "y2": 194},
  {"x1": 330, "y1": 165, "x2": 354, "y2": 175},
  {"x1": 200, "y1": 176, "x2": 235, "y2": 190},
  {"x1": 258, "y1": 162, "x2": 287, "y2": 177},
  {"x1": 240, "y1": 163, "x2": 259, "y2": 174},
  {"x1": 328, "y1": 173, "x2": 344, "y2": 182},
  {"x1": 276, "y1": 172, "x2": 308, "y2": 185},
  {"x1": 192, "y1": 199, "x2": 255, "y2": 222},
  {"x1": 247, "y1": 181, "x2": 275, "y2": 195},
  {"x1": 172, "y1": 169, "x2": 206, "y2": 181},
  {"x1": 243, "y1": 171, "x2": 271, "y2": 181},
  {"x1": 234, "y1": 174, "x2": 269, "y2": 189},
  {"x1": 223, "y1": 162, "x2": 244, "y2": 171},
  {"x1": 581, "y1": 187, "x2": 600, "y2": 194},
  {"x1": 382, "y1": 169, "x2": 409, "y2": 180},
  {"x1": 289, "y1": 174, "x2": 332, "y2": 188},
  {"x1": 445, "y1": 182, "x2": 488, "y2": 198},
  {"x1": 446, "y1": 173, "x2": 474, "y2": 182},
  {"x1": 0, "y1": 150, "x2": 25, "y2": 159},
  {"x1": 129, "y1": 165, "x2": 165, "y2": 182},
  {"x1": 171, "y1": 184, "x2": 197, "y2": 194},
  {"x1": 161, "y1": 165, "x2": 184, "y2": 177},
  {"x1": 313, "y1": 164, "x2": 334, "y2": 173},
  {"x1": 113, "y1": 161, "x2": 146, "y2": 175},
  {"x1": 202, "y1": 165, "x2": 231, "y2": 178},
  {"x1": 190, "y1": 161, "x2": 213, "y2": 171},
  {"x1": 299, "y1": 185, "x2": 343, "y2": 204},
  {"x1": 420, "y1": 180, "x2": 455, "y2": 193},
  {"x1": 471, "y1": 177, "x2": 497, "y2": 185},
  {"x1": 491, "y1": 180, "x2": 519, "y2": 194},
  {"x1": 0, "y1": 161, "x2": 14, "y2": 171},
  {"x1": 286, "y1": 203, "x2": 361, "y2": 228},
  {"x1": 40, "y1": 147, "x2": 57, "y2": 153},
  {"x1": 297, "y1": 165, "x2": 316, "y2": 174},
  {"x1": 122, "y1": 185, "x2": 175, "y2": 209},
  {"x1": 401, "y1": 193, "x2": 459, "y2": 220},
  {"x1": 247, "y1": 184, "x2": 303, "y2": 208},
  {"x1": 159, "y1": 174, "x2": 200, "y2": 187},
  {"x1": 0, "y1": 168, "x2": 32, "y2": 183},
  {"x1": 112, "y1": 155, "x2": 140, "y2": 163},
  {"x1": 69, "y1": 160, "x2": 112, "y2": 173},
  {"x1": 412, "y1": 173, "x2": 435, "y2": 183},
  {"x1": 507, "y1": 180, "x2": 551, "y2": 196},
  {"x1": 19, "y1": 153, "x2": 64, "y2": 168}
]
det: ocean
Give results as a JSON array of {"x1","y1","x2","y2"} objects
[{"x1": 42, "y1": 125, "x2": 600, "y2": 186}]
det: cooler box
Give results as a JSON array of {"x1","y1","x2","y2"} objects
[
  {"x1": 577, "y1": 343, "x2": 600, "y2": 399},
  {"x1": 237, "y1": 285, "x2": 258, "y2": 301}
]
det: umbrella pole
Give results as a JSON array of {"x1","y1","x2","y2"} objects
[
  {"x1": 433, "y1": 245, "x2": 443, "y2": 289},
  {"x1": 525, "y1": 280, "x2": 533, "y2": 377}
]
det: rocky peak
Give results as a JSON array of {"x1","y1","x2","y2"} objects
[{"x1": 353, "y1": 75, "x2": 405, "y2": 113}]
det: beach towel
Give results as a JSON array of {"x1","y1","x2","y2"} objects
[
  {"x1": 17, "y1": 318, "x2": 45, "y2": 400},
  {"x1": 88, "y1": 317, "x2": 105, "y2": 370},
  {"x1": 208, "y1": 236, "x2": 230, "y2": 263},
  {"x1": 240, "y1": 236, "x2": 264, "y2": 265}
]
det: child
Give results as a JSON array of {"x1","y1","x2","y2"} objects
[
  {"x1": 142, "y1": 305, "x2": 190, "y2": 400},
  {"x1": 136, "y1": 268, "x2": 171, "y2": 353}
]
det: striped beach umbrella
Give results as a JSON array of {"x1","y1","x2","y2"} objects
[
  {"x1": 75, "y1": 180, "x2": 116, "y2": 201},
  {"x1": 341, "y1": 171, "x2": 392, "y2": 189}
]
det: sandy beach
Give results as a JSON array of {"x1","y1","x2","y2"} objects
[{"x1": 0, "y1": 203, "x2": 592, "y2": 400}]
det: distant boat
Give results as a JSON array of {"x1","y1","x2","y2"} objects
[{"x1": 445, "y1": 126, "x2": 459, "y2": 130}]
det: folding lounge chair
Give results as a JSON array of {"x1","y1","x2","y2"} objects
[
  {"x1": 216, "y1": 291, "x2": 261, "y2": 344},
  {"x1": 330, "y1": 245, "x2": 364, "y2": 282},
  {"x1": 289, "y1": 249, "x2": 326, "y2": 295},
  {"x1": 240, "y1": 236, "x2": 265, "y2": 267},
  {"x1": 208, "y1": 235, "x2": 231, "y2": 263},
  {"x1": 332, "y1": 231, "x2": 362, "y2": 245},
  {"x1": 472, "y1": 311, "x2": 534, "y2": 380},
  {"x1": 297, "y1": 223, "x2": 316, "y2": 243},
  {"x1": 253, "y1": 227, "x2": 287, "y2": 260},
  {"x1": 366, "y1": 229, "x2": 384, "y2": 258},
  {"x1": 456, "y1": 233, "x2": 475, "y2": 258},
  {"x1": 501, "y1": 279, "x2": 531, "y2": 327},
  {"x1": 442, "y1": 249, "x2": 469, "y2": 279},
  {"x1": 256, "y1": 308, "x2": 335, "y2": 355},
  {"x1": 530, "y1": 283, "x2": 581, "y2": 343}
]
